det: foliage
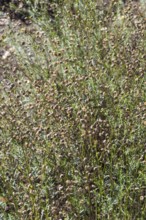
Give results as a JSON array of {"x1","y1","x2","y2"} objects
[{"x1": 0, "y1": 0, "x2": 145, "y2": 219}]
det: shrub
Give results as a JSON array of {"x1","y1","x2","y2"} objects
[{"x1": 0, "y1": 0, "x2": 145, "y2": 219}]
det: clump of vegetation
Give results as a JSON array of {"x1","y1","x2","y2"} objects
[
  {"x1": 0, "y1": 0, "x2": 145, "y2": 219},
  {"x1": 0, "y1": 0, "x2": 60, "y2": 22}
]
